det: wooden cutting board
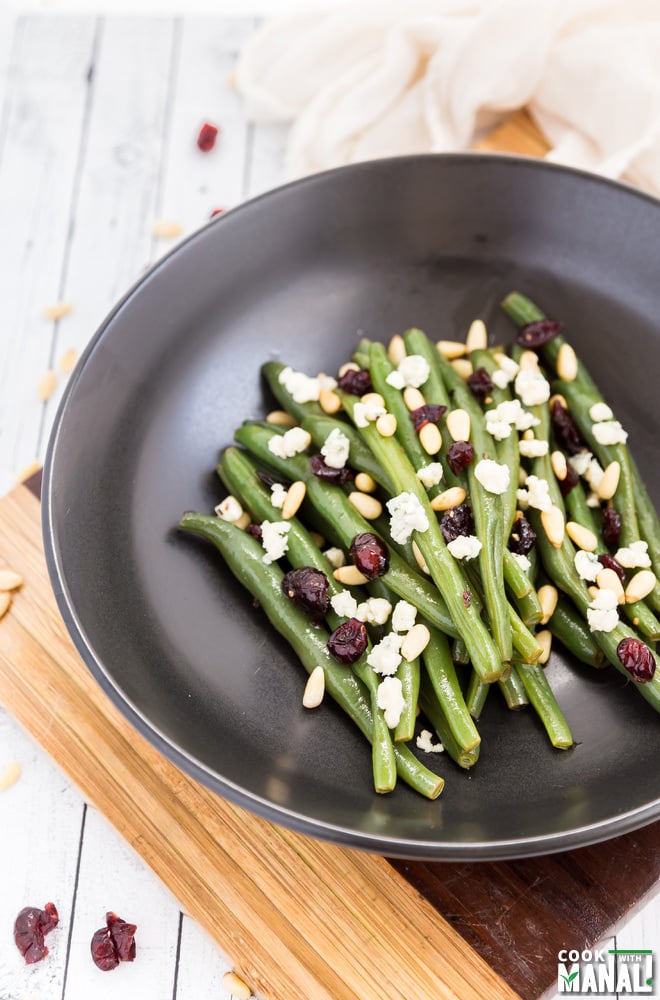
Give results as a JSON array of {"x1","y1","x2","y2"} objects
[{"x1": 1, "y1": 114, "x2": 658, "y2": 1000}]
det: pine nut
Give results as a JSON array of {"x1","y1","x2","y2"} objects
[
  {"x1": 401, "y1": 623, "x2": 431, "y2": 662},
  {"x1": 376, "y1": 413, "x2": 397, "y2": 437},
  {"x1": 282, "y1": 481, "x2": 306, "y2": 520},
  {"x1": 361, "y1": 391, "x2": 385, "y2": 408},
  {"x1": 59, "y1": 347, "x2": 78, "y2": 373},
  {"x1": 354, "y1": 472, "x2": 376, "y2": 493},
  {"x1": 419, "y1": 422, "x2": 442, "y2": 455},
  {"x1": 538, "y1": 584, "x2": 558, "y2": 625},
  {"x1": 431, "y1": 486, "x2": 466, "y2": 511},
  {"x1": 266, "y1": 409, "x2": 296, "y2": 427},
  {"x1": 595, "y1": 568, "x2": 625, "y2": 604},
  {"x1": 0, "y1": 570, "x2": 23, "y2": 592},
  {"x1": 587, "y1": 585, "x2": 599, "y2": 600},
  {"x1": 348, "y1": 491, "x2": 382, "y2": 520},
  {"x1": 234, "y1": 512, "x2": 251, "y2": 531},
  {"x1": 549, "y1": 393, "x2": 567, "y2": 410},
  {"x1": 411, "y1": 540, "x2": 430, "y2": 574},
  {"x1": 338, "y1": 361, "x2": 359, "y2": 377},
  {"x1": 303, "y1": 666, "x2": 325, "y2": 708},
  {"x1": 319, "y1": 388, "x2": 342, "y2": 414},
  {"x1": 446, "y1": 408, "x2": 470, "y2": 442},
  {"x1": 625, "y1": 570, "x2": 657, "y2": 604},
  {"x1": 403, "y1": 386, "x2": 425, "y2": 411},
  {"x1": 437, "y1": 339, "x2": 467, "y2": 359},
  {"x1": 597, "y1": 461, "x2": 621, "y2": 501},
  {"x1": 522, "y1": 429, "x2": 534, "y2": 441},
  {"x1": 536, "y1": 630, "x2": 552, "y2": 665},
  {"x1": 566, "y1": 521, "x2": 598, "y2": 552},
  {"x1": 43, "y1": 300, "x2": 73, "y2": 321},
  {"x1": 451, "y1": 358, "x2": 473, "y2": 379},
  {"x1": 518, "y1": 350, "x2": 539, "y2": 370},
  {"x1": 0, "y1": 593, "x2": 11, "y2": 620},
  {"x1": 37, "y1": 370, "x2": 57, "y2": 401},
  {"x1": 541, "y1": 505, "x2": 564, "y2": 548},
  {"x1": 518, "y1": 468, "x2": 528, "y2": 486},
  {"x1": 334, "y1": 565, "x2": 369, "y2": 586},
  {"x1": 309, "y1": 531, "x2": 325, "y2": 548},
  {"x1": 222, "y1": 971, "x2": 252, "y2": 999},
  {"x1": 465, "y1": 319, "x2": 488, "y2": 352},
  {"x1": 388, "y1": 334, "x2": 406, "y2": 364},
  {"x1": 557, "y1": 342, "x2": 578, "y2": 381},
  {"x1": 152, "y1": 219, "x2": 183, "y2": 239},
  {"x1": 0, "y1": 761, "x2": 22, "y2": 792},
  {"x1": 550, "y1": 450, "x2": 567, "y2": 480}
]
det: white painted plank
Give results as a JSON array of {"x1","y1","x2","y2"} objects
[
  {"x1": 40, "y1": 17, "x2": 177, "y2": 444},
  {"x1": 244, "y1": 122, "x2": 286, "y2": 200},
  {"x1": 0, "y1": 12, "x2": 19, "y2": 153},
  {"x1": 153, "y1": 15, "x2": 255, "y2": 257},
  {"x1": 175, "y1": 916, "x2": 242, "y2": 1000},
  {"x1": 0, "y1": 16, "x2": 96, "y2": 496},
  {"x1": 61, "y1": 806, "x2": 182, "y2": 1000},
  {"x1": 0, "y1": 710, "x2": 85, "y2": 1000}
]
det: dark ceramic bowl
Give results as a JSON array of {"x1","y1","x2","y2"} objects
[{"x1": 43, "y1": 155, "x2": 660, "y2": 860}]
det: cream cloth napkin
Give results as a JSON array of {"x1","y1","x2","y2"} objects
[{"x1": 236, "y1": 0, "x2": 660, "y2": 195}]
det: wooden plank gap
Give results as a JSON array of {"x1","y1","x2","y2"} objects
[
  {"x1": 171, "y1": 910, "x2": 184, "y2": 1000},
  {"x1": 60, "y1": 802, "x2": 88, "y2": 1000}
]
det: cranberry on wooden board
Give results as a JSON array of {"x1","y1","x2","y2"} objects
[
  {"x1": 616, "y1": 637, "x2": 656, "y2": 682},
  {"x1": 516, "y1": 319, "x2": 562, "y2": 349},
  {"x1": 14, "y1": 902, "x2": 59, "y2": 964},
  {"x1": 337, "y1": 368, "x2": 372, "y2": 395},
  {"x1": 327, "y1": 618, "x2": 368, "y2": 664},
  {"x1": 349, "y1": 533, "x2": 389, "y2": 580},
  {"x1": 281, "y1": 567, "x2": 330, "y2": 618}
]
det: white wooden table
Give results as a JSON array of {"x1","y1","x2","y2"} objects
[{"x1": 0, "y1": 14, "x2": 657, "y2": 1000}]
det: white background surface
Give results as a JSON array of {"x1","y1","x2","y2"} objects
[{"x1": 0, "y1": 8, "x2": 657, "y2": 1000}]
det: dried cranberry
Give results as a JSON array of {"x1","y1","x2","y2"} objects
[
  {"x1": 467, "y1": 367, "x2": 493, "y2": 400},
  {"x1": 508, "y1": 516, "x2": 537, "y2": 555},
  {"x1": 210, "y1": 207, "x2": 224, "y2": 218},
  {"x1": 327, "y1": 618, "x2": 368, "y2": 664},
  {"x1": 463, "y1": 589, "x2": 472, "y2": 608},
  {"x1": 516, "y1": 319, "x2": 562, "y2": 349},
  {"x1": 349, "y1": 532, "x2": 389, "y2": 580},
  {"x1": 616, "y1": 637, "x2": 656, "y2": 682},
  {"x1": 337, "y1": 368, "x2": 372, "y2": 396},
  {"x1": 246, "y1": 522, "x2": 262, "y2": 541},
  {"x1": 91, "y1": 912, "x2": 137, "y2": 972},
  {"x1": 196, "y1": 121, "x2": 219, "y2": 152},
  {"x1": 282, "y1": 567, "x2": 330, "y2": 618},
  {"x1": 597, "y1": 553, "x2": 626, "y2": 586},
  {"x1": 14, "y1": 903, "x2": 59, "y2": 965},
  {"x1": 558, "y1": 464, "x2": 579, "y2": 497},
  {"x1": 447, "y1": 440, "x2": 475, "y2": 474},
  {"x1": 602, "y1": 507, "x2": 622, "y2": 549},
  {"x1": 440, "y1": 503, "x2": 475, "y2": 543},
  {"x1": 410, "y1": 404, "x2": 446, "y2": 431},
  {"x1": 309, "y1": 454, "x2": 354, "y2": 485},
  {"x1": 257, "y1": 469, "x2": 289, "y2": 491},
  {"x1": 551, "y1": 400, "x2": 585, "y2": 455}
]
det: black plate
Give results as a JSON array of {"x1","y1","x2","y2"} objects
[{"x1": 43, "y1": 155, "x2": 660, "y2": 860}]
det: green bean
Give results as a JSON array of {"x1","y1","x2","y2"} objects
[
  {"x1": 421, "y1": 626, "x2": 480, "y2": 752},
  {"x1": 419, "y1": 674, "x2": 480, "y2": 769},
  {"x1": 548, "y1": 598, "x2": 605, "y2": 668},
  {"x1": 179, "y1": 513, "x2": 444, "y2": 798},
  {"x1": 513, "y1": 661, "x2": 573, "y2": 749},
  {"x1": 564, "y1": 477, "x2": 600, "y2": 536},
  {"x1": 514, "y1": 587, "x2": 543, "y2": 628},
  {"x1": 498, "y1": 666, "x2": 530, "y2": 710},
  {"x1": 261, "y1": 361, "x2": 324, "y2": 424},
  {"x1": 465, "y1": 673, "x2": 489, "y2": 720},
  {"x1": 393, "y1": 657, "x2": 420, "y2": 744},
  {"x1": 452, "y1": 636, "x2": 470, "y2": 665}
]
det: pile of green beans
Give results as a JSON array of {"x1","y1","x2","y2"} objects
[{"x1": 179, "y1": 293, "x2": 660, "y2": 800}]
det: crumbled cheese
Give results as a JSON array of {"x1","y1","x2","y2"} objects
[
  {"x1": 514, "y1": 367, "x2": 551, "y2": 406},
  {"x1": 317, "y1": 373, "x2": 338, "y2": 391},
  {"x1": 517, "y1": 475, "x2": 552, "y2": 512},
  {"x1": 320, "y1": 427, "x2": 350, "y2": 469},
  {"x1": 474, "y1": 459, "x2": 510, "y2": 495},
  {"x1": 519, "y1": 438, "x2": 549, "y2": 458},
  {"x1": 511, "y1": 553, "x2": 531, "y2": 573},
  {"x1": 447, "y1": 534, "x2": 482, "y2": 560},
  {"x1": 584, "y1": 458, "x2": 604, "y2": 492},
  {"x1": 592, "y1": 420, "x2": 628, "y2": 446},
  {"x1": 485, "y1": 398, "x2": 539, "y2": 440},
  {"x1": 377, "y1": 676, "x2": 406, "y2": 729},
  {"x1": 589, "y1": 402, "x2": 614, "y2": 422},
  {"x1": 356, "y1": 597, "x2": 392, "y2": 625},
  {"x1": 215, "y1": 496, "x2": 243, "y2": 522},
  {"x1": 569, "y1": 451, "x2": 593, "y2": 476},
  {"x1": 267, "y1": 426, "x2": 311, "y2": 459},
  {"x1": 261, "y1": 521, "x2": 290, "y2": 564},
  {"x1": 574, "y1": 549, "x2": 601, "y2": 581},
  {"x1": 416, "y1": 729, "x2": 444, "y2": 753},
  {"x1": 324, "y1": 547, "x2": 346, "y2": 569},
  {"x1": 278, "y1": 365, "x2": 321, "y2": 403},
  {"x1": 270, "y1": 483, "x2": 286, "y2": 509},
  {"x1": 586, "y1": 491, "x2": 601, "y2": 508},
  {"x1": 587, "y1": 588, "x2": 619, "y2": 633},
  {"x1": 491, "y1": 353, "x2": 520, "y2": 389},
  {"x1": 417, "y1": 462, "x2": 444, "y2": 488},
  {"x1": 392, "y1": 600, "x2": 417, "y2": 633},
  {"x1": 330, "y1": 590, "x2": 358, "y2": 618},
  {"x1": 615, "y1": 540, "x2": 652, "y2": 569},
  {"x1": 386, "y1": 492, "x2": 429, "y2": 544},
  {"x1": 367, "y1": 633, "x2": 403, "y2": 676},
  {"x1": 386, "y1": 355, "x2": 430, "y2": 390},
  {"x1": 353, "y1": 399, "x2": 387, "y2": 428}
]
